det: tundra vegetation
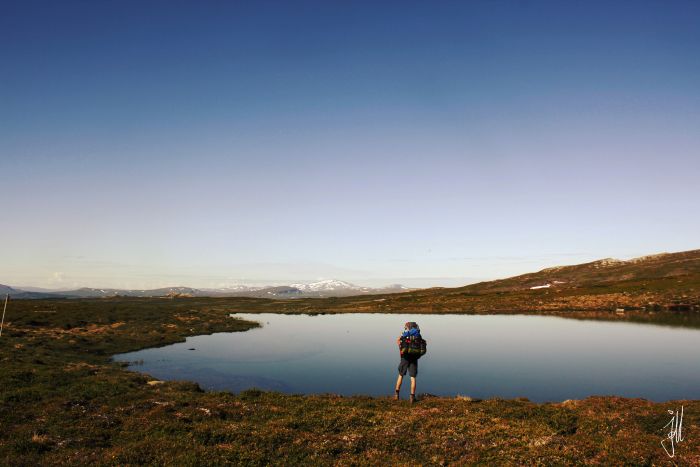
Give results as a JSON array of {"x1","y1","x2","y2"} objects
[
  {"x1": 2, "y1": 296, "x2": 700, "y2": 465},
  {"x1": 3, "y1": 250, "x2": 700, "y2": 464}
]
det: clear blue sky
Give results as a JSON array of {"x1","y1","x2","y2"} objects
[{"x1": 2, "y1": 1, "x2": 699, "y2": 289}]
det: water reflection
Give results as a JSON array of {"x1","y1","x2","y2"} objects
[{"x1": 115, "y1": 313, "x2": 700, "y2": 402}]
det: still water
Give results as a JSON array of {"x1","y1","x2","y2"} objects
[{"x1": 114, "y1": 313, "x2": 700, "y2": 402}]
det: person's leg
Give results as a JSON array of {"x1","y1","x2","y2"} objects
[
  {"x1": 409, "y1": 359, "x2": 418, "y2": 403},
  {"x1": 396, "y1": 359, "x2": 408, "y2": 400}
]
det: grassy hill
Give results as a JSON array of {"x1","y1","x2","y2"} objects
[
  {"x1": 248, "y1": 249, "x2": 700, "y2": 318},
  {"x1": 457, "y1": 249, "x2": 700, "y2": 293}
]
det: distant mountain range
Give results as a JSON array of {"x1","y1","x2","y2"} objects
[
  {"x1": 0, "y1": 284, "x2": 67, "y2": 300},
  {"x1": 0, "y1": 280, "x2": 412, "y2": 300},
  {"x1": 5, "y1": 249, "x2": 699, "y2": 307}
]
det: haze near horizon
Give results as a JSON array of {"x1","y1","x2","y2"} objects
[{"x1": 2, "y1": 1, "x2": 699, "y2": 289}]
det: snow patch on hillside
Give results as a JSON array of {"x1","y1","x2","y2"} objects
[{"x1": 290, "y1": 279, "x2": 365, "y2": 292}]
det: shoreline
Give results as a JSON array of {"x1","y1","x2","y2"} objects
[{"x1": 2, "y1": 298, "x2": 699, "y2": 463}]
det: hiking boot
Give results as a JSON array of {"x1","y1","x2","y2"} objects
[
  {"x1": 394, "y1": 390, "x2": 400, "y2": 401},
  {"x1": 409, "y1": 394, "x2": 416, "y2": 404}
]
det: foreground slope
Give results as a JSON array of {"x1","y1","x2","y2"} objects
[{"x1": 1, "y1": 298, "x2": 699, "y2": 464}]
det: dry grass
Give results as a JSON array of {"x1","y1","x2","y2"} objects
[{"x1": 1, "y1": 297, "x2": 700, "y2": 464}]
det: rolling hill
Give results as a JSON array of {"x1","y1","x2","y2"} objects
[
  {"x1": 262, "y1": 249, "x2": 700, "y2": 315},
  {"x1": 453, "y1": 249, "x2": 700, "y2": 294}
]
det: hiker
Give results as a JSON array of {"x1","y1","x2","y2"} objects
[{"x1": 394, "y1": 321, "x2": 427, "y2": 403}]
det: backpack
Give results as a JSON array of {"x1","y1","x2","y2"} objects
[{"x1": 400, "y1": 334, "x2": 427, "y2": 359}]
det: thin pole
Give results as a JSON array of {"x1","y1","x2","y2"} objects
[{"x1": 0, "y1": 294, "x2": 8, "y2": 337}]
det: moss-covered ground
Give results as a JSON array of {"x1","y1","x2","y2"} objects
[{"x1": 1, "y1": 297, "x2": 699, "y2": 465}]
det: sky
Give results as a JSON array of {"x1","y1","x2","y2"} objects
[{"x1": 1, "y1": 1, "x2": 699, "y2": 290}]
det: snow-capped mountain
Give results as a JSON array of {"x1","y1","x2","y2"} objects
[
  {"x1": 200, "y1": 285, "x2": 264, "y2": 293},
  {"x1": 2, "y1": 280, "x2": 413, "y2": 299},
  {"x1": 289, "y1": 279, "x2": 368, "y2": 292}
]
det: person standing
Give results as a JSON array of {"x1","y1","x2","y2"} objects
[{"x1": 394, "y1": 321, "x2": 427, "y2": 403}]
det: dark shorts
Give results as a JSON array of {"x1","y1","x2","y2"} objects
[{"x1": 398, "y1": 357, "x2": 418, "y2": 377}]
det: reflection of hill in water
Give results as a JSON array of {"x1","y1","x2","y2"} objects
[{"x1": 561, "y1": 310, "x2": 700, "y2": 330}]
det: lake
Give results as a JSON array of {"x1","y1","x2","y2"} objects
[{"x1": 114, "y1": 313, "x2": 700, "y2": 402}]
